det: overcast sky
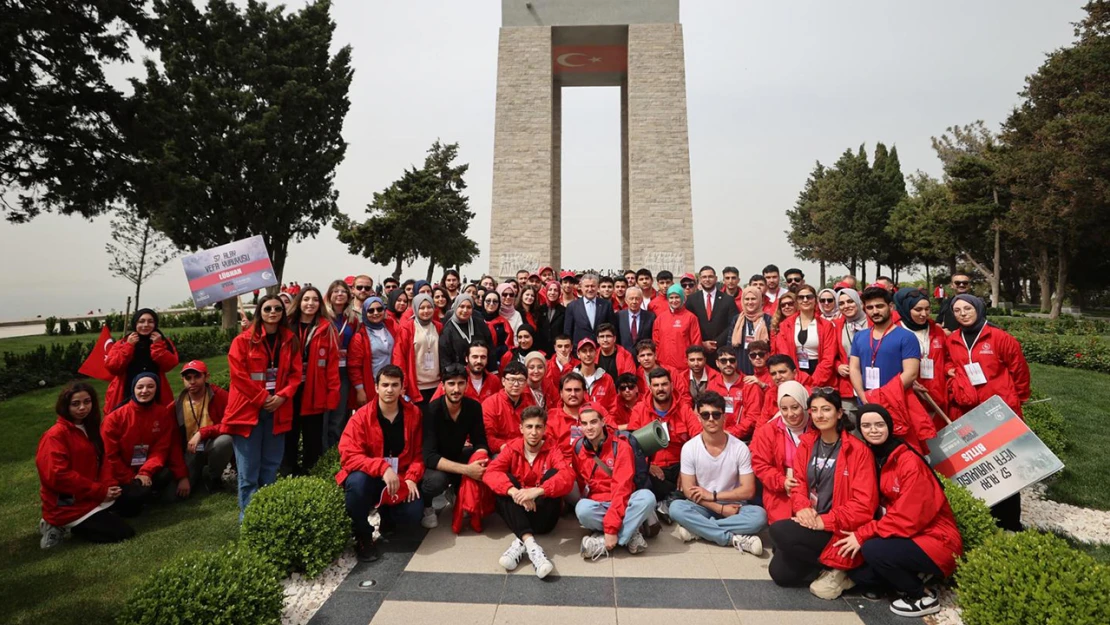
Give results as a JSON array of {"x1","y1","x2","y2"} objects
[{"x1": 0, "y1": 0, "x2": 1086, "y2": 321}]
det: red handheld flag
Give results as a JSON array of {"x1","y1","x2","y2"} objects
[{"x1": 79, "y1": 326, "x2": 115, "y2": 381}]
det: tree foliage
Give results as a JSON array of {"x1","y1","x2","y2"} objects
[{"x1": 106, "y1": 210, "x2": 178, "y2": 310}]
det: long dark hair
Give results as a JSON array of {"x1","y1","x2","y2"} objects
[
  {"x1": 251, "y1": 295, "x2": 289, "y2": 335},
  {"x1": 56, "y1": 381, "x2": 104, "y2": 459},
  {"x1": 289, "y1": 286, "x2": 326, "y2": 327},
  {"x1": 808, "y1": 387, "x2": 855, "y2": 432}
]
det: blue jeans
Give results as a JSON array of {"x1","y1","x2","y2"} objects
[
  {"x1": 669, "y1": 499, "x2": 768, "y2": 546},
  {"x1": 322, "y1": 371, "x2": 350, "y2": 450},
  {"x1": 232, "y1": 411, "x2": 285, "y2": 520},
  {"x1": 344, "y1": 471, "x2": 424, "y2": 536},
  {"x1": 575, "y1": 489, "x2": 656, "y2": 546}
]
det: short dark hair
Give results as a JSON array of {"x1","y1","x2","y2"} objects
[
  {"x1": 656, "y1": 270, "x2": 673, "y2": 281},
  {"x1": 861, "y1": 286, "x2": 893, "y2": 304},
  {"x1": 442, "y1": 363, "x2": 467, "y2": 382},
  {"x1": 766, "y1": 354, "x2": 796, "y2": 371},
  {"x1": 502, "y1": 361, "x2": 527, "y2": 378},
  {"x1": 521, "y1": 405, "x2": 547, "y2": 424},
  {"x1": 560, "y1": 371, "x2": 587, "y2": 390},
  {"x1": 553, "y1": 334, "x2": 572, "y2": 345},
  {"x1": 613, "y1": 277, "x2": 627, "y2": 286},
  {"x1": 466, "y1": 340, "x2": 490, "y2": 358},
  {"x1": 596, "y1": 322, "x2": 616, "y2": 336},
  {"x1": 784, "y1": 268, "x2": 804, "y2": 278},
  {"x1": 717, "y1": 345, "x2": 738, "y2": 359},
  {"x1": 723, "y1": 266, "x2": 739, "y2": 276},
  {"x1": 876, "y1": 275, "x2": 893, "y2": 283},
  {"x1": 383, "y1": 276, "x2": 399, "y2": 286},
  {"x1": 748, "y1": 339, "x2": 770, "y2": 353},
  {"x1": 599, "y1": 275, "x2": 614, "y2": 285},
  {"x1": 749, "y1": 274, "x2": 766, "y2": 284},
  {"x1": 376, "y1": 364, "x2": 404, "y2": 384},
  {"x1": 695, "y1": 391, "x2": 727, "y2": 414},
  {"x1": 616, "y1": 372, "x2": 639, "y2": 388},
  {"x1": 634, "y1": 339, "x2": 656, "y2": 356},
  {"x1": 698, "y1": 265, "x2": 715, "y2": 275},
  {"x1": 762, "y1": 264, "x2": 780, "y2": 275},
  {"x1": 635, "y1": 268, "x2": 653, "y2": 279},
  {"x1": 647, "y1": 367, "x2": 671, "y2": 382},
  {"x1": 685, "y1": 344, "x2": 707, "y2": 357}
]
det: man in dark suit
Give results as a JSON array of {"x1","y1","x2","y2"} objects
[
  {"x1": 617, "y1": 286, "x2": 655, "y2": 351},
  {"x1": 685, "y1": 266, "x2": 737, "y2": 361},
  {"x1": 564, "y1": 272, "x2": 614, "y2": 347}
]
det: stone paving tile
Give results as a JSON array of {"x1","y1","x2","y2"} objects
[
  {"x1": 369, "y1": 600, "x2": 497, "y2": 625},
  {"x1": 493, "y1": 605, "x2": 617, "y2": 625},
  {"x1": 610, "y1": 551, "x2": 719, "y2": 578},
  {"x1": 725, "y1": 579, "x2": 852, "y2": 612},
  {"x1": 502, "y1": 574, "x2": 616, "y2": 607},
  {"x1": 614, "y1": 577, "x2": 734, "y2": 610},
  {"x1": 617, "y1": 607, "x2": 742, "y2": 625},
  {"x1": 307, "y1": 589, "x2": 384, "y2": 625},
  {"x1": 736, "y1": 610, "x2": 864, "y2": 624},
  {"x1": 386, "y1": 571, "x2": 507, "y2": 605}
]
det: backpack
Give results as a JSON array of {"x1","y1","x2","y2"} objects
[{"x1": 574, "y1": 430, "x2": 652, "y2": 491}]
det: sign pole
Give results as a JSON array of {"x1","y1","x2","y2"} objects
[{"x1": 915, "y1": 388, "x2": 952, "y2": 425}]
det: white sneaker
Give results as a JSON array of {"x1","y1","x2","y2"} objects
[
  {"x1": 431, "y1": 493, "x2": 448, "y2": 512},
  {"x1": 421, "y1": 506, "x2": 439, "y2": 529},
  {"x1": 499, "y1": 538, "x2": 526, "y2": 570},
  {"x1": 39, "y1": 519, "x2": 64, "y2": 549},
  {"x1": 626, "y1": 530, "x2": 648, "y2": 554},
  {"x1": 731, "y1": 533, "x2": 763, "y2": 556},
  {"x1": 580, "y1": 533, "x2": 608, "y2": 560},
  {"x1": 526, "y1": 541, "x2": 554, "y2": 579},
  {"x1": 809, "y1": 568, "x2": 855, "y2": 600},
  {"x1": 890, "y1": 589, "x2": 940, "y2": 617},
  {"x1": 675, "y1": 525, "x2": 698, "y2": 543},
  {"x1": 656, "y1": 500, "x2": 672, "y2": 524}
]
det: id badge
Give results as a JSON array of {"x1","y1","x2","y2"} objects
[
  {"x1": 660, "y1": 421, "x2": 669, "y2": 437},
  {"x1": 131, "y1": 444, "x2": 149, "y2": 467},
  {"x1": 421, "y1": 349, "x2": 435, "y2": 372},
  {"x1": 920, "y1": 358, "x2": 935, "y2": 380},
  {"x1": 338, "y1": 349, "x2": 348, "y2": 368},
  {"x1": 808, "y1": 489, "x2": 818, "y2": 507},
  {"x1": 724, "y1": 396, "x2": 735, "y2": 414},
  {"x1": 570, "y1": 425, "x2": 582, "y2": 441},
  {"x1": 265, "y1": 367, "x2": 278, "y2": 391},
  {"x1": 865, "y1": 366, "x2": 881, "y2": 390},
  {"x1": 796, "y1": 347, "x2": 810, "y2": 370},
  {"x1": 195, "y1": 440, "x2": 207, "y2": 453},
  {"x1": 964, "y1": 363, "x2": 987, "y2": 386},
  {"x1": 386, "y1": 457, "x2": 399, "y2": 473}
]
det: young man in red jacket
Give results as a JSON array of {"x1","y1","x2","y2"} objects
[
  {"x1": 572, "y1": 337, "x2": 618, "y2": 417},
  {"x1": 595, "y1": 323, "x2": 636, "y2": 378},
  {"x1": 683, "y1": 345, "x2": 722, "y2": 405},
  {"x1": 612, "y1": 373, "x2": 641, "y2": 430},
  {"x1": 628, "y1": 368, "x2": 701, "y2": 520},
  {"x1": 432, "y1": 342, "x2": 502, "y2": 403},
  {"x1": 483, "y1": 406, "x2": 575, "y2": 578},
  {"x1": 337, "y1": 365, "x2": 424, "y2": 563},
  {"x1": 482, "y1": 361, "x2": 535, "y2": 455},
  {"x1": 708, "y1": 346, "x2": 745, "y2": 435},
  {"x1": 175, "y1": 360, "x2": 233, "y2": 492},
  {"x1": 573, "y1": 406, "x2": 656, "y2": 559}
]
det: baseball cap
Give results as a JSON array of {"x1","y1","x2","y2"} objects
[
  {"x1": 681, "y1": 272, "x2": 696, "y2": 284},
  {"x1": 181, "y1": 360, "x2": 208, "y2": 375},
  {"x1": 538, "y1": 265, "x2": 554, "y2": 275},
  {"x1": 577, "y1": 337, "x2": 598, "y2": 351},
  {"x1": 560, "y1": 270, "x2": 578, "y2": 282},
  {"x1": 344, "y1": 275, "x2": 355, "y2": 286}
]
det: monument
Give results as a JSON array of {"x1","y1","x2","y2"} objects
[{"x1": 488, "y1": 0, "x2": 695, "y2": 277}]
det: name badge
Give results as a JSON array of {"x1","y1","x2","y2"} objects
[
  {"x1": 796, "y1": 347, "x2": 810, "y2": 370},
  {"x1": 964, "y1": 362, "x2": 987, "y2": 386},
  {"x1": 338, "y1": 349, "x2": 348, "y2": 368},
  {"x1": 865, "y1": 366, "x2": 881, "y2": 390},
  {"x1": 386, "y1": 457, "x2": 400, "y2": 473},
  {"x1": 421, "y1": 350, "x2": 435, "y2": 372},
  {"x1": 265, "y1": 367, "x2": 278, "y2": 391},
  {"x1": 570, "y1": 425, "x2": 582, "y2": 441},
  {"x1": 724, "y1": 396, "x2": 735, "y2": 414},
  {"x1": 195, "y1": 440, "x2": 207, "y2": 453},
  {"x1": 920, "y1": 358, "x2": 934, "y2": 380},
  {"x1": 808, "y1": 489, "x2": 819, "y2": 507},
  {"x1": 131, "y1": 444, "x2": 149, "y2": 467}
]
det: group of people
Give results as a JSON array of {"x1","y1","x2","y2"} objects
[{"x1": 36, "y1": 264, "x2": 1030, "y2": 618}]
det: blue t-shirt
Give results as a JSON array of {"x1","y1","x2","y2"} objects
[{"x1": 850, "y1": 325, "x2": 921, "y2": 387}]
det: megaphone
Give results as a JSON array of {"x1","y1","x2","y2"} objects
[{"x1": 630, "y1": 419, "x2": 670, "y2": 456}]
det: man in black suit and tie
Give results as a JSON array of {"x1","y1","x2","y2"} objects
[
  {"x1": 685, "y1": 266, "x2": 737, "y2": 362},
  {"x1": 563, "y1": 272, "x2": 614, "y2": 347},
  {"x1": 616, "y1": 286, "x2": 654, "y2": 351}
]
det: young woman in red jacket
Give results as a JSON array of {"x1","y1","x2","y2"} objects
[
  {"x1": 749, "y1": 381, "x2": 810, "y2": 525},
  {"x1": 834, "y1": 404, "x2": 962, "y2": 618},
  {"x1": 480, "y1": 290, "x2": 514, "y2": 374},
  {"x1": 36, "y1": 382, "x2": 135, "y2": 548},
  {"x1": 774, "y1": 284, "x2": 837, "y2": 387},
  {"x1": 832, "y1": 289, "x2": 869, "y2": 414},
  {"x1": 103, "y1": 373, "x2": 190, "y2": 513},
  {"x1": 768, "y1": 388, "x2": 879, "y2": 601},
  {"x1": 324, "y1": 279, "x2": 360, "y2": 450},
  {"x1": 348, "y1": 296, "x2": 399, "y2": 409},
  {"x1": 652, "y1": 285, "x2": 702, "y2": 371},
  {"x1": 103, "y1": 308, "x2": 178, "y2": 411},
  {"x1": 894, "y1": 288, "x2": 950, "y2": 429},
  {"x1": 393, "y1": 293, "x2": 443, "y2": 404},
  {"x1": 225, "y1": 295, "x2": 303, "y2": 518},
  {"x1": 945, "y1": 294, "x2": 1030, "y2": 531},
  {"x1": 282, "y1": 287, "x2": 340, "y2": 475}
]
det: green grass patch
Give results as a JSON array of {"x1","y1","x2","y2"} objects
[{"x1": 0, "y1": 326, "x2": 219, "y2": 366}]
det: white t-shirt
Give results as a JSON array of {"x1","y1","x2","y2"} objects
[{"x1": 680, "y1": 434, "x2": 753, "y2": 502}]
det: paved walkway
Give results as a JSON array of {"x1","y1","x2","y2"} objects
[{"x1": 308, "y1": 514, "x2": 918, "y2": 625}]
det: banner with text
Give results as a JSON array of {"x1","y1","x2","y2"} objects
[
  {"x1": 181, "y1": 236, "x2": 278, "y2": 308},
  {"x1": 927, "y1": 395, "x2": 1063, "y2": 507}
]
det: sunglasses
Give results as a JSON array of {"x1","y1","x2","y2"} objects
[
  {"x1": 785, "y1": 277, "x2": 803, "y2": 283},
  {"x1": 748, "y1": 352, "x2": 767, "y2": 359},
  {"x1": 354, "y1": 285, "x2": 373, "y2": 291},
  {"x1": 367, "y1": 306, "x2": 384, "y2": 313},
  {"x1": 619, "y1": 384, "x2": 637, "y2": 391},
  {"x1": 699, "y1": 410, "x2": 724, "y2": 421},
  {"x1": 503, "y1": 292, "x2": 516, "y2": 297},
  {"x1": 718, "y1": 357, "x2": 737, "y2": 364},
  {"x1": 954, "y1": 281, "x2": 969, "y2": 286},
  {"x1": 819, "y1": 298, "x2": 835, "y2": 304},
  {"x1": 443, "y1": 363, "x2": 467, "y2": 377},
  {"x1": 797, "y1": 294, "x2": 815, "y2": 301},
  {"x1": 781, "y1": 301, "x2": 796, "y2": 307},
  {"x1": 261, "y1": 306, "x2": 283, "y2": 313}
]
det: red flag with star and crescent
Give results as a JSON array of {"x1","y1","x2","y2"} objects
[
  {"x1": 79, "y1": 326, "x2": 115, "y2": 381},
  {"x1": 553, "y1": 45, "x2": 627, "y2": 73}
]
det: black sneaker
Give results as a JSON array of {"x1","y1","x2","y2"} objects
[
  {"x1": 355, "y1": 535, "x2": 381, "y2": 562},
  {"x1": 890, "y1": 589, "x2": 940, "y2": 617}
]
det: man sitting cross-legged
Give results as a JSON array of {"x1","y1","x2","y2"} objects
[
  {"x1": 670, "y1": 391, "x2": 767, "y2": 555},
  {"x1": 573, "y1": 405, "x2": 657, "y2": 559},
  {"x1": 483, "y1": 406, "x2": 576, "y2": 578}
]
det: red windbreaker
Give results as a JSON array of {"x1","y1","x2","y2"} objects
[
  {"x1": 431, "y1": 372, "x2": 502, "y2": 404},
  {"x1": 790, "y1": 431, "x2": 879, "y2": 570},
  {"x1": 36, "y1": 417, "x2": 114, "y2": 526},
  {"x1": 293, "y1": 317, "x2": 341, "y2": 415},
  {"x1": 224, "y1": 327, "x2": 303, "y2": 437},
  {"x1": 482, "y1": 389, "x2": 537, "y2": 453},
  {"x1": 707, "y1": 376, "x2": 745, "y2": 436},
  {"x1": 854, "y1": 445, "x2": 963, "y2": 577},
  {"x1": 628, "y1": 398, "x2": 701, "y2": 467},
  {"x1": 865, "y1": 377, "x2": 937, "y2": 454},
  {"x1": 173, "y1": 384, "x2": 229, "y2": 441},
  {"x1": 392, "y1": 317, "x2": 444, "y2": 404},
  {"x1": 681, "y1": 367, "x2": 723, "y2": 403},
  {"x1": 103, "y1": 338, "x2": 178, "y2": 411},
  {"x1": 577, "y1": 368, "x2": 618, "y2": 417},
  {"x1": 347, "y1": 316, "x2": 399, "y2": 406},
  {"x1": 599, "y1": 346, "x2": 637, "y2": 378},
  {"x1": 336, "y1": 400, "x2": 424, "y2": 486},
  {"x1": 483, "y1": 436, "x2": 575, "y2": 499},
  {"x1": 732, "y1": 369, "x2": 773, "y2": 440},
  {"x1": 652, "y1": 306, "x2": 702, "y2": 371},
  {"x1": 903, "y1": 320, "x2": 950, "y2": 429},
  {"x1": 545, "y1": 355, "x2": 580, "y2": 389},
  {"x1": 547, "y1": 405, "x2": 586, "y2": 461},
  {"x1": 571, "y1": 429, "x2": 637, "y2": 535},
  {"x1": 774, "y1": 314, "x2": 837, "y2": 387},
  {"x1": 946, "y1": 324, "x2": 1031, "y2": 418},
  {"x1": 103, "y1": 400, "x2": 187, "y2": 484},
  {"x1": 749, "y1": 415, "x2": 809, "y2": 524}
]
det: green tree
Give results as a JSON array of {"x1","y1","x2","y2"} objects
[
  {"x1": 419, "y1": 140, "x2": 479, "y2": 280},
  {"x1": 128, "y1": 0, "x2": 352, "y2": 328},
  {"x1": 785, "y1": 162, "x2": 828, "y2": 285},
  {"x1": 887, "y1": 173, "x2": 959, "y2": 287},
  {"x1": 870, "y1": 143, "x2": 910, "y2": 280},
  {"x1": 105, "y1": 210, "x2": 178, "y2": 311},
  {"x1": 1, "y1": 1, "x2": 148, "y2": 222}
]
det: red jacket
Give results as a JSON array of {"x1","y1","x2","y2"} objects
[
  {"x1": 545, "y1": 355, "x2": 580, "y2": 389},
  {"x1": 774, "y1": 314, "x2": 837, "y2": 387},
  {"x1": 946, "y1": 324, "x2": 1031, "y2": 418},
  {"x1": 336, "y1": 400, "x2": 424, "y2": 486},
  {"x1": 903, "y1": 320, "x2": 950, "y2": 429},
  {"x1": 174, "y1": 385, "x2": 229, "y2": 441},
  {"x1": 577, "y1": 367, "x2": 618, "y2": 417},
  {"x1": 486, "y1": 316, "x2": 515, "y2": 349},
  {"x1": 347, "y1": 317, "x2": 400, "y2": 407},
  {"x1": 103, "y1": 400, "x2": 187, "y2": 484},
  {"x1": 790, "y1": 431, "x2": 879, "y2": 570},
  {"x1": 432, "y1": 372, "x2": 502, "y2": 404},
  {"x1": 36, "y1": 417, "x2": 115, "y2": 526},
  {"x1": 634, "y1": 364, "x2": 688, "y2": 406},
  {"x1": 224, "y1": 327, "x2": 304, "y2": 437},
  {"x1": 526, "y1": 380, "x2": 561, "y2": 412},
  {"x1": 832, "y1": 317, "x2": 867, "y2": 398},
  {"x1": 865, "y1": 377, "x2": 937, "y2": 454},
  {"x1": 571, "y1": 429, "x2": 637, "y2": 535},
  {"x1": 482, "y1": 389, "x2": 537, "y2": 453},
  {"x1": 547, "y1": 406, "x2": 586, "y2": 461},
  {"x1": 612, "y1": 402, "x2": 636, "y2": 428},
  {"x1": 681, "y1": 367, "x2": 723, "y2": 404},
  {"x1": 707, "y1": 376, "x2": 745, "y2": 436},
  {"x1": 103, "y1": 338, "x2": 178, "y2": 411},
  {"x1": 628, "y1": 398, "x2": 701, "y2": 467},
  {"x1": 483, "y1": 437, "x2": 575, "y2": 499},
  {"x1": 652, "y1": 306, "x2": 702, "y2": 371},
  {"x1": 749, "y1": 416, "x2": 809, "y2": 524},
  {"x1": 294, "y1": 318, "x2": 341, "y2": 415},
  {"x1": 393, "y1": 317, "x2": 444, "y2": 404},
  {"x1": 599, "y1": 345, "x2": 637, "y2": 378},
  {"x1": 854, "y1": 445, "x2": 963, "y2": 577}
]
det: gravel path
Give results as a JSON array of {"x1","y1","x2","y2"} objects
[
  {"x1": 281, "y1": 549, "x2": 358, "y2": 625},
  {"x1": 1020, "y1": 484, "x2": 1110, "y2": 544}
]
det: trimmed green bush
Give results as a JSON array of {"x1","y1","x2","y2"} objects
[
  {"x1": 310, "y1": 446, "x2": 342, "y2": 484},
  {"x1": 938, "y1": 474, "x2": 999, "y2": 553},
  {"x1": 45, "y1": 316, "x2": 58, "y2": 336},
  {"x1": 1023, "y1": 390, "x2": 1067, "y2": 457},
  {"x1": 241, "y1": 476, "x2": 348, "y2": 578},
  {"x1": 1011, "y1": 331, "x2": 1110, "y2": 374},
  {"x1": 118, "y1": 544, "x2": 283, "y2": 625},
  {"x1": 992, "y1": 314, "x2": 1110, "y2": 336},
  {"x1": 956, "y1": 531, "x2": 1110, "y2": 625},
  {"x1": 207, "y1": 370, "x2": 231, "y2": 391}
]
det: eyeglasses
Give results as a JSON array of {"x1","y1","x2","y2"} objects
[
  {"x1": 785, "y1": 277, "x2": 803, "y2": 283},
  {"x1": 819, "y1": 298, "x2": 835, "y2": 304},
  {"x1": 797, "y1": 294, "x2": 815, "y2": 301},
  {"x1": 954, "y1": 281, "x2": 969, "y2": 286},
  {"x1": 811, "y1": 386, "x2": 839, "y2": 398},
  {"x1": 748, "y1": 352, "x2": 767, "y2": 359},
  {"x1": 503, "y1": 377, "x2": 526, "y2": 386},
  {"x1": 443, "y1": 363, "x2": 467, "y2": 378},
  {"x1": 698, "y1": 410, "x2": 724, "y2": 421},
  {"x1": 261, "y1": 306, "x2": 283, "y2": 313},
  {"x1": 718, "y1": 357, "x2": 737, "y2": 364},
  {"x1": 485, "y1": 298, "x2": 499, "y2": 304},
  {"x1": 367, "y1": 306, "x2": 384, "y2": 313},
  {"x1": 354, "y1": 285, "x2": 373, "y2": 291}
]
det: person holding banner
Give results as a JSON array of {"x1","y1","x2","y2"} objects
[
  {"x1": 103, "y1": 309, "x2": 178, "y2": 412},
  {"x1": 284, "y1": 287, "x2": 340, "y2": 475},
  {"x1": 224, "y1": 296, "x2": 303, "y2": 517},
  {"x1": 945, "y1": 294, "x2": 1030, "y2": 531},
  {"x1": 324, "y1": 279, "x2": 360, "y2": 449},
  {"x1": 833, "y1": 405, "x2": 962, "y2": 618},
  {"x1": 894, "y1": 288, "x2": 950, "y2": 426}
]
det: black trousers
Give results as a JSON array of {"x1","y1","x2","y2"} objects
[
  {"x1": 420, "y1": 447, "x2": 477, "y2": 507},
  {"x1": 768, "y1": 519, "x2": 833, "y2": 587},
  {"x1": 991, "y1": 492, "x2": 1022, "y2": 532},
  {"x1": 114, "y1": 467, "x2": 175, "y2": 517},
  {"x1": 493, "y1": 473, "x2": 562, "y2": 539},
  {"x1": 71, "y1": 509, "x2": 135, "y2": 543},
  {"x1": 649, "y1": 464, "x2": 681, "y2": 503},
  {"x1": 848, "y1": 537, "x2": 943, "y2": 599},
  {"x1": 285, "y1": 412, "x2": 324, "y2": 472}
]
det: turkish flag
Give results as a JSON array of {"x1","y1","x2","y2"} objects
[
  {"x1": 552, "y1": 45, "x2": 627, "y2": 74},
  {"x1": 79, "y1": 326, "x2": 115, "y2": 382}
]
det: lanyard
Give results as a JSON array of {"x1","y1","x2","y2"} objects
[
  {"x1": 811, "y1": 438, "x2": 842, "y2": 487},
  {"x1": 868, "y1": 326, "x2": 893, "y2": 368},
  {"x1": 261, "y1": 332, "x2": 279, "y2": 370},
  {"x1": 187, "y1": 391, "x2": 209, "y2": 430}
]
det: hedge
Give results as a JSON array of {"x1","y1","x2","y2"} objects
[
  {"x1": 938, "y1": 474, "x2": 999, "y2": 554},
  {"x1": 241, "y1": 476, "x2": 349, "y2": 578},
  {"x1": 1023, "y1": 390, "x2": 1067, "y2": 457},
  {"x1": 992, "y1": 315, "x2": 1110, "y2": 336},
  {"x1": 1010, "y1": 331, "x2": 1110, "y2": 375},
  {"x1": 309, "y1": 446, "x2": 342, "y2": 484}
]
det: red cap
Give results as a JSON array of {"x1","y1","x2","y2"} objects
[
  {"x1": 681, "y1": 273, "x2": 696, "y2": 283},
  {"x1": 538, "y1": 265, "x2": 554, "y2": 275},
  {"x1": 181, "y1": 360, "x2": 208, "y2": 375},
  {"x1": 344, "y1": 275, "x2": 355, "y2": 286},
  {"x1": 577, "y1": 337, "x2": 598, "y2": 351},
  {"x1": 834, "y1": 281, "x2": 850, "y2": 290},
  {"x1": 560, "y1": 270, "x2": 578, "y2": 282}
]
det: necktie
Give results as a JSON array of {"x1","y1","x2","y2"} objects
[
  {"x1": 631, "y1": 314, "x2": 638, "y2": 340},
  {"x1": 706, "y1": 292, "x2": 713, "y2": 319}
]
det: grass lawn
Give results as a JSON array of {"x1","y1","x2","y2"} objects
[
  {"x1": 1029, "y1": 363, "x2": 1110, "y2": 510},
  {"x1": 0, "y1": 326, "x2": 219, "y2": 364},
  {"x1": 0, "y1": 356, "x2": 238, "y2": 625}
]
